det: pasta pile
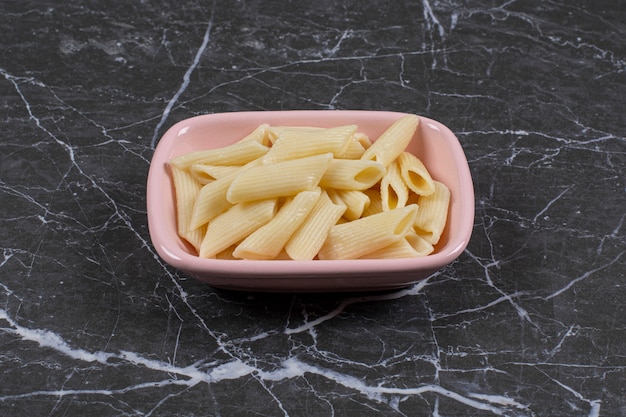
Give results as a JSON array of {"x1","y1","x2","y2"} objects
[{"x1": 168, "y1": 114, "x2": 450, "y2": 260}]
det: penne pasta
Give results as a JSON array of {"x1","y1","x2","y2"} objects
[
  {"x1": 170, "y1": 165, "x2": 201, "y2": 236},
  {"x1": 169, "y1": 165, "x2": 205, "y2": 250},
  {"x1": 189, "y1": 164, "x2": 240, "y2": 184},
  {"x1": 361, "y1": 114, "x2": 419, "y2": 167},
  {"x1": 233, "y1": 189, "x2": 321, "y2": 260},
  {"x1": 359, "y1": 231, "x2": 433, "y2": 258},
  {"x1": 199, "y1": 199, "x2": 278, "y2": 258},
  {"x1": 354, "y1": 132, "x2": 372, "y2": 149},
  {"x1": 268, "y1": 126, "x2": 323, "y2": 144},
  {"x1": 359, "y1": 239, "x2": 419, "y2": 259},
  {"x1": 319, "y1": 159, "x2": 385, "y2": 190},
  {"x1": 182, "y1": 225, "x2": 206, "y2": 253},
  {"x1": 405, "y1": 231, "x2": 435, "y2": 256},
  {"x1": 318, "y1": 204, "x2": 418, "y2": 260},
  {"x1": 397, "y1": 151, "x2": 435, "y2": 196},
  {"x1": 380, "y1": 159, "x2": 409, "y2": 211},
  {"x1": 189, "y1": 173, "x2": 237, "y2": 230},
  {"x1": 271, "y1": 250, "x2": 293, "y2": 260},
  {"x1": 169, "y1": 139, "x2": 270, "y2": 169},
  {"x1": 215, "y1": 245, "x2": 238, "y2": 260},
  {"x1": 226, "y1": 153, "x2": 333, "y2": 203},
  {"x1": 327, "y1": 188, "x2": 370, "y2": 221},
  {"x1": 169, "y1": 117, "x2": 451, "y2": 260},
  {"x1": 262, "y1": 125, "x2": 356, "y2": 163},
  {"x1": 338, "y1": 132, "x2": 371, "y2": 159},
  {"x1": 413, "y1": 181, "x2": 451, "y2": 245},
  {"x1": 190, "y1": 158, "x2": 263, "y2": 229},
  {"x1": 285, "y1": 191, "x2": 347, "y2": 260}
]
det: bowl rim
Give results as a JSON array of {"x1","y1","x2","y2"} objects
[{"x1": 147, "y1": 110, "x2": 474, "y2": 283}]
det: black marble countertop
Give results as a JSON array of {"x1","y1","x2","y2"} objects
[{"x1": 1, "y1": 1, "x2": 624, "y2": 416}]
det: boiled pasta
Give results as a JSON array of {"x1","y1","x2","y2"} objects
[
  {"x1": 238, "y1": 123, "x2": 272, "y2": 146},
  {"x1": 397, "y1": 151, "x2": 435, "y2": 196},
  {"x1": 226, "y1": 153, "x2": 332, "y2": 203},
  {"x1": 359, "y1": 239, "x2": 420, "y2": 259},
  {"x1": 168, "y1": 115, "x2": 451, "y2": 260},
  {"x1": 233, "y1": 189, "x2": 321, "y2": 260},
  {"x1": 360, "y1": 114, "x2": 419, "y2": 167},
  {"x1": 189, "y1": 172, "x2": 236, "y2": 230},
  {"x1": 199, "y1": 199, "x2": 278, "y2": 258},
  {"x1": 189, "y1": 164, "x2": 240, "y2": 184},
  {"x1": 169, "y1": 139, "x2": 269, "y2": 169},
  {"x1": 380, "y1": 159, "x2": 409, "y2": 211},
  {"x1": 285, "y1": 191, "x2": 347, "y2": 260},
  {"x1": 405, "y1": 230, "x2": 435, "y2": 256},
  {"x1": 338, "y1": 132, "x2": 370, "y2": 159},
  {"x1": 319, "y1": 159, "x2": 385, "y2": 190},
  {"x1": 362, "y1": 188, "x2": 384, "y2": 217},
  {"x1": 326, "y1": 188, "x2": 370, "y2": 221},
  {"x1": 190, "y1": 159, "x2": 262, "y2": 230},
  {"x1": 262, "y1": 125, "x2": 356, "y2": 163},
  {"x1": 318, "y1": 204, "x2": 418, "y2": 260},
  {"x1": 170, "y1": 165, "x2": 205, "y2": 251},
  {"x1": 413, "y1": 181, "x2": 451, "y2": 245}
]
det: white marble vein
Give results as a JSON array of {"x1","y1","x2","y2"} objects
[
  {"x1": 544, "y1": 250, "x2": 625, "y2": 301},
  {"x1": 0, "y1": 304, "x2": 532, "y2": 416},
  {"x1": 284, "y1": 279, "x2": 432, "y2": 335},
  {"x1": 150, "y1": 4, "x2": 216, "y2": 148}
]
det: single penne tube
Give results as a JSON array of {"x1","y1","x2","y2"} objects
[
  {"x1": 226, "y1": 153, "x2": 333, "y2": 204},
  {"x1": 233, "y1": 189, "x2": 321, "y2": 260},
  {"x1": 261, "y1": 125, "x2": 357, "y2": 163},
  {"x1": 318, "y1": 204, "x2": 418, "y2": 260},
  {"x1": 169, "y1": 139, "x2": 269, "y2": 169},
  {"x1": 170, "y1": 165, "x2": 202, "y2": 236},
  {"x1": 361, "y1": 114, "x2": 420, "y2": 167},
  {"x1": 189, "y1": 164, "x2": 240, "y2": 184},
  {"x1": 319, "y1": 159, "x2": 385, "y2": 190},
  {"x1": 170, "y1": 165, "x2": 206, "y2": 251},
  {"x1": 380, "y1": 159, "x2": 409, "y2": 211},
  {"x1": 237, "y1": 123, "x2": 271, "y2": 146},
  {"x1": 397, "y1": 151, "x2": 435, "y2": 196},
  {"x1": 327, "y1": 188, "x2": 370, "y2": 221},
  {"x1": 413, "y1": 181, "x2": 451, "y2": 245},
  {"x1": 199, "y1": 199, "x2": 278, "y2": 258},
  {"x1": 285, "y1": 191, "x2": 347, "y2": 260}
]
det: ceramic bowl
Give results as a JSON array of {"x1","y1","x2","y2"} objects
[{"x1": 146, "y1": 110, "x2": 474, "y2": 292}]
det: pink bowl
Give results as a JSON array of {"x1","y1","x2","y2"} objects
[{"x1": 147, "y1": 110, "x2": 474, "y2": 292}]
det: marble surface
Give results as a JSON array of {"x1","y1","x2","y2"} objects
[{"x1": 1, "y1": 1, "x2": 624, "y2": 416}]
